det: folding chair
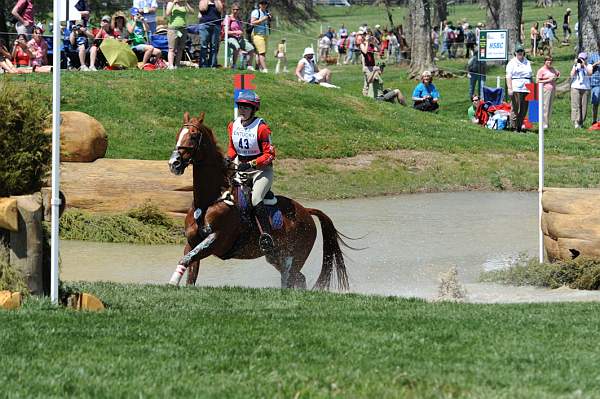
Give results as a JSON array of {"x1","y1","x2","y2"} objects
[
  {"x1": 483, "y1": 86, "x2": 504, "y2": 106},
  {"x1": 150, "y1": 33, "x2": 169, "y2": 59}
]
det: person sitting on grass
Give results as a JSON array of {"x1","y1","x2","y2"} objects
[
  {"x1": 295, "y1": 47, "x2": 333, "y2": 85},
  {"x1": 412, "y1": 70, "x2": 440, "y2": 112},
  {"x1": 128, "y1": 8, "x2": 162, "y2": 65},
  {"x1": 364, "y1": 62, "x2": 406, "y2": 105},
  {"x1": 12, "y1": 34, "x2": 33, "y2": 69},
  {"x1": 0, "y1": 39, "x2": 22, "y2": 73},
  {"x1": 467, "y1": 94, "x2": 481, "y2": 123},
  {"x1": 27, "y1": 27, "x2": 49, "y2": 68}
]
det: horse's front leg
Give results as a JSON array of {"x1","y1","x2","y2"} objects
[
  {"x1": 169, "y1": 232, "x2": 217, "y2": 286},
  {"x1": 184, "y1": 243, "x2": 200, "y2": 285}
]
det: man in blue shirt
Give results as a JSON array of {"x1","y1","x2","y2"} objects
[
  {"x1": 412, "y1": 70, "x2": 440, "y2": 112},
  {"x1": 589, "y1": 51, "x2": 600, "y2": 124}
]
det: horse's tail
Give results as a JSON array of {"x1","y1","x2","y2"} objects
[{"x1": 307, "y1": 208, "x2": 350, "y2": 291}]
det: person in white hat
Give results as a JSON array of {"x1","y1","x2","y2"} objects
[{"x1": 295, "y1": 47, "x2": 332, "y2": 84}]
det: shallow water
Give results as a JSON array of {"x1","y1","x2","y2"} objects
[{"x1": 60, "y1": 191, "x2": 600, "y2": 303}]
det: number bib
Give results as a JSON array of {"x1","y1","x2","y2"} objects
[{"x1": 231, "y1": 117, "x2": 262, "y2": 157}]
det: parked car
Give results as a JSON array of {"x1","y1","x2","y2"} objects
[{"x1": 313, "y1": 0, "x2": 352, "y2": 6}]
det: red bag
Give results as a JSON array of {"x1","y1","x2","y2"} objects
[{"x1": 589, "y1": 122, "x2": 600, "y2": 131}]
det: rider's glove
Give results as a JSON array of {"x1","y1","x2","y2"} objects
[
  {"x1": 237, "y1": 162, "x2": 251, "y2": 171},
  {"x1": 223, "y1": 156, "x2": 231, "y2": 167}
]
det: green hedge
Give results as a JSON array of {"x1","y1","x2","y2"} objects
[{"x1": 0, "y1": 80, "x2": 51, "y2": 197}]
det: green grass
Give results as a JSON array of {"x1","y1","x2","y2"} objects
[{"x1": 2, "y1": 282, "x2": 600, "y2": 398}]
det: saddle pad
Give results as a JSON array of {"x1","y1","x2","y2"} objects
[{"x1": 268, "y1": 207, "x2": 284, "y2": 230}]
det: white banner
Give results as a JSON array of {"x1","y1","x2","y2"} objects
[{"x1": 58, "y1": 0, "x2": 82, "y2": 22}]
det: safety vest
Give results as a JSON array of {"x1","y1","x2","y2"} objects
[{"x1": 231, "y1": 117, "x2": 263, "y2": 157}]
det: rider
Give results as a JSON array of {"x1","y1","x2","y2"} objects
[{"x1": 227, "y1": 90, "x2": 276, "y2": 253}]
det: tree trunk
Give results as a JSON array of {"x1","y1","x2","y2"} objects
[
  {"x1": 578, "y1": 0, "x2": 600, "y2": 53},
  {"x1": 431, "y1": 0, "x2": 447, "y2": 28},
  {"x1": 482, "y1": 0, "x2": 500, "y2": 29},
  {"x1": 408, "y1": 0, "x2": 437, "y2": 78},
  {"x1": 499, "y1": 0, "x2": 522, "y2": 57}
]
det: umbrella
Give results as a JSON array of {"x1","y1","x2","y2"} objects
[{"x1": 99, "y1": 38, "x2": 138, "y2": 69}]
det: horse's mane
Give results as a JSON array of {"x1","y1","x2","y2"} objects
[{"x1": 192, "y1": 117, "x2": 226, "y2": 169}]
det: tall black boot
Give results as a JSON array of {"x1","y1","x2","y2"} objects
[{"x1": 254, "y1": 202, "x2": 274, "y2": 253}]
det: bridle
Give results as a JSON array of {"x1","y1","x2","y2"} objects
[{"x1": 175, "y1": 121, "x2": 204, "y2": 167}]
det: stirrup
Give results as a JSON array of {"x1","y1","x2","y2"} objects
[{"x1": 259, "y1": 233, "x2": 274, "y2": 253}]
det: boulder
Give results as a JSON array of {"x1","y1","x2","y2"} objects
[
  {"x1": 542, "y1": 188, "x2": 600, "y2": 262},
  {"x1": 58, "y1": 111, "x2": 108, "y2": 162}
]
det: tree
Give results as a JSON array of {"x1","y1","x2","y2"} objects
[
  {"x1": 408, "y1": 0, "x2": 436, "y2": 78},
  {"x1": 431, "y1": 0, "x2": 447, "y2": 29},
  {"x1": 481, "y1": 0, "x2": 500, "y2": 29},
  {"x1": 499, "y1": 0, "x2": 522, "y2": 57},
  {"x1": 578, "y1": 0, "x2": 600, "y2": 53}
]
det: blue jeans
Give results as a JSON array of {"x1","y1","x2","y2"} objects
[
  {"x1": 198, "y1": 23, "x2": 221, "y2": 67},
  {"x1": 469, "y1": 73, "x2": 486, "y2": 99}
]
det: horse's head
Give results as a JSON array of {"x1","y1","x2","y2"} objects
[{"x1": 169, "y1": 112, "x2": 207, "y2": 175}]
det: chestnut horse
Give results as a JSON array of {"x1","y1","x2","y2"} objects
[{"x1": 168, "y1": 112, "x2": 349, "y2": 290}]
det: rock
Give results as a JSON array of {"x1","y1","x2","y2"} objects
[
  {"x1": 57, "y1": 111, "x2": 108, "y2": 162},
  {"x1": 0, "y1": 290, "x2": 22, "y2": 310},
  {"x1": 542, "y1": 188, "x2": 600, "y2": 262},
  {"x1": 66, "y1": 292, "x2": 105, "y2": 311},
  {"x1": 0, "y1": 198, "x2": 18, "y2": 232}
]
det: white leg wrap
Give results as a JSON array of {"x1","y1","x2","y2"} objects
[{"x1": 169, "y1": 264, "x2": 187, "y2": 286}]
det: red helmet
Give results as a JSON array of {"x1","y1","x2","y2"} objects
[{"x1": 236, "y1": 90, "x2": 261, "y2": 111}]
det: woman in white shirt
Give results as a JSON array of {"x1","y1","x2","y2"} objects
[
  {"x1": 570, "y1": 52, "x2": 594, "y2": 128},
  {"x1": 506, "y1": 44, "x2": 532, "y2": 132},
  {"x1": 295, "y1": 47, "x2": 331, "y2": 84}
]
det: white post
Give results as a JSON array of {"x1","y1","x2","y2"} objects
[
  {"x1": 538, "y1": 82, "x2": 545, "y2": 263},
  {"x1": 50, "y1": 0, "x2": 62, "y2": 304},
  {"x1": 224, "y1": 15, "x2": 229, "y2": 69},
  {"x1": 533, "y1": 37, "x2": 537, "y2": 56},
  {"x1": 496, "y1": 75, "x2": 500, "y2": 88},
  {"x1": 313, "y1": 42, "x2": 318, "y2": 63}
]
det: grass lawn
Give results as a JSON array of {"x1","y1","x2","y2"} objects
[
  {"x1": 8, "y1": 1, "x2": 597, "y2": 199},
  {"x1": 2, "y1": 283, "x2": 600, "y2": 398}
]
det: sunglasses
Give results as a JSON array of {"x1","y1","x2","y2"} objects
[{"x1": 238, "y1": 104, "x2": 254, "y2": 110}]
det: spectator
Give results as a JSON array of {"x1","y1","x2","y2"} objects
[
  {"x1": 318, "y1": 34, "x2": 330, "y2": 61},
  {"x1": 0, "y1": 39, "x2": 21, "y2": 73},
  {"x1": 11, "y1": 0, "x2": 34, "y2": 36},
  {"x1": 530, "y1": 22, "x2": 541, "y2": 55},
  {"x1": 225, "y1": 2, "x2": 255, "y2": 70},
  {"x1": 12, "y1": 34, "x2": 33, "y2": 68},
  {"x1": 360, "y1": 30, "x2": 378, "y2": 96},
  {"x1": 353, "y1": 30, "x2": 364, "y2": 64},
  {"x1": 589, "y1": 51, "x2": 600, "y2": 125},
  {"x1": 506, "y1": 43, "x2": 532, "y2": 132},
  {"x1": 325, "y1": 26, "x2": 334, "y2": 41},
  {"x1": 166, "y1": 0, "x2": 193, "y2": 69},
  {"x1": 338, "y1": 24, "x2": 347, "y2": 38},
  {"x1": 467, "y1": 95, "x2": 480, "y2": 123},
  {"x1": 112, "y1": 12, "x2": 128, "y2": 40},
  {"x1": 128, "y1": 8, "x2": 162, "y2": 65},
  {"x1": 337, "y1": 33, "x2": 348, "y2": 66},
  {"x1": 464, "y1": 25, "x2": 476, "y2": 59},
  {"x1": 274, "y1": 38, "x2": 287, "y2": 74},
  {"x1": 295, "y1": 47, "x2": 332, "y2": 84},
  {"x1": 536, "y1": 56, "x2": 560, "y2": 129},
  {"x1": 373, "y1": 24, "x2": 382, "y2": 42},
  {"x1": 133, "y1": 0, "x2": 158, "y2": 33},
  {"x1": 251, "y1": 0, "x2": 272, "y2": 73},
  {"x1": 69, "y1": 22, "x2": 94, "y2": 71},
  {"x1": 198, "y1": 0, "x2": 223, "y2": 68},
  {"x1": 412, "y1": 71, "x2": 440, "y2": 112},
  {"x1": 27, "y1": 27, "x2": 47, "y2": 67},
  {"x1": 88, "y1": 15, "x2": 114, "y2": 71},
  {"x1": 570, "y1": 52, "x2": 593, "y2": 128},
  {"x1": 440, "y1": 21, "x2": 452, "y2": 59},
  {"x1": 387, "y1": 30, "x2": 400, "y2": 63},
  {"x1": 562, "y1": 8, "x2": 571, "y2": 43},
  {"x1": 431, "y1": 26, "x2": 439, "y2": 59},
  {"x1": 547, "y1": 15, "x2": 557, "y2": 38},
  {"x1": 541, "y1": 21, "x2": 555, "y2": 57},
  {"x1": 364, "y1": 63, "x2": 406, "y2": 105},
  {"x1": 467, "y1": 53, "x2": 486, "y2": 99}
]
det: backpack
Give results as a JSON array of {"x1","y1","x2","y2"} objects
[
  {"x1": 466, "y1": 31, "x2": 476, "y2": 44},
  {"x1": 447, "y1": 30, "x2": 456, "y2": 41},
  {"x1": 246, "y1": 10, "x2": 255, "y2": 36}
]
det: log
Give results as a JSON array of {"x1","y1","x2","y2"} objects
[
  {"x1": 9, "y1": 193, "x2": 44, "y2": 295},
  {"x1": 56, "y1": 159, "x2": 194, "y2": 218},
  {"x1": 0, "y1": 198, "x2": 18, "y2": 232}
]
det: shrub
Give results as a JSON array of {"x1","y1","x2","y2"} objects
[
  {"x1": 480, "y1": 255, "x2": 600, "y2": 290},
  {"x1": 0, "y1": 80, "x2": 51, "y2": 197},
  {"x1": 0, "y1": 244, "x2": 28, "y2": 293}
]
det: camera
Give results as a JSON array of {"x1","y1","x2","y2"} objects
[
  {"x1": 377, "y1": 61, "x2": 386, "y2": 72},
  {"x1": 577, "y1": 58, "x2": 583, "y2": 64}
]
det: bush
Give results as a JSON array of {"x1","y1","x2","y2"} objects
[
  {"x1": 480, "y1": 255, "x2": 600, "y2": 290},
  {"x1": 0, "y1": 80, "x2": 51, "y2": 197},
  {"x1": 0, "y1": 245, "x2": 28, "y2": 293}
]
